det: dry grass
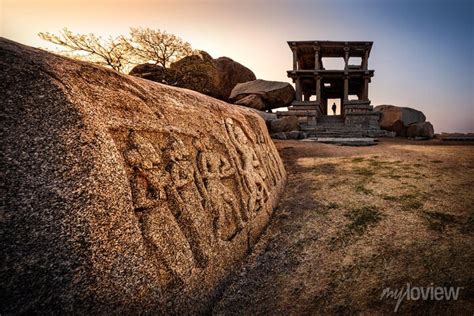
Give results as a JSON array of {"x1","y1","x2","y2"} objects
[{"x1": 214, "y1": 139, "x2": 474, "y2": 315}]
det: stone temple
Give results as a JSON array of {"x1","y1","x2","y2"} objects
[{"x1": 277, "y1": 41, "x2": 390, "y2": 137}]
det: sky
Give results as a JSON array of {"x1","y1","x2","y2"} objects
[{"x1": 1, "y1": 0, "x2": 473, "y2": 132}]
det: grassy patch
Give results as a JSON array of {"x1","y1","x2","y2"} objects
[
  {"x1": 313, "y1": 163, "x2": 338, "y2": 174},
  {"x1": 401, "y1": 199, "x2": 424, "y2": 211},
  {"x1": 387, "y1": 174, "x2": 402, "y2": 180},
  {"x1": 345, "y1": 206, "x2": 383, "y2": 234},
  {"x1": 328, "y1": 179, "x2": 348, "y2": 189},
  {"x1": 327, "y1": 202, "x2": 339, "y2": 210},
  {"x1": 461, "y1": 216, "x2": 474, "y2": 234},
  {"x1": 423, "y1": 210, "x2": 457, "y2": 232},
  {"x1": 351, "y1": 157, "x2": 365, "y2": 163},
  {"x1": 355, "y1": 183, "x2": 373, "y2": 195},
  {"x1": 383, "y1": 195, "x2": 398, "y2": 201},
  {"x1": 368, "y1": 159, "x2": 390, "y2": 168},
  {"x1": 353, "y1": 167, "x2": 375, "y2": 177}
]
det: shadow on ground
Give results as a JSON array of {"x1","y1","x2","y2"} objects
[{"x1": 213, "y1": 139, "x2": 474, "y2": 315}]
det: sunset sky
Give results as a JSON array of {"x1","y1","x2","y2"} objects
[{"x1": 2, "y1": 0, "x2": 473, "y2": 132}]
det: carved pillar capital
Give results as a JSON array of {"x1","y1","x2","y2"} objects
[{"x1": 344, "y1": 48, "x2": 350, "y2": 70}]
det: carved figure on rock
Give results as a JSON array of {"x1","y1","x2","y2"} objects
[
  {"x1": 225, "y1": 118, "x2": 269, "y2": 215},
  {"x1": 165, "y1": 136, "x2": 214, "y2": 268},
  {"x1": 123, "y1": 131, "x2": 195, "y2": 282},
  {"x1": 197, "y1": 138, "x2": 244, "y2": 241}
]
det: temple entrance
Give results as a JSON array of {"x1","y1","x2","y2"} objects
[{"x1": 326, "y1": 98, "x2": 341, "y2": 116}]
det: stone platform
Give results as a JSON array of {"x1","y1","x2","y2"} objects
[{"x1": 301, "y1": 137, "x2": 378, "y2": 146}]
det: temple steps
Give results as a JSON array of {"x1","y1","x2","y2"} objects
[
  {"x1": 306, "y1": 131, "x2": 365, "y2": 138},
  {"x1": 317, "y1": 115, "x2": 345, "y2": 124},
  {"x1": 301, "y1": 126, "x2": 391, "y2": 138}
]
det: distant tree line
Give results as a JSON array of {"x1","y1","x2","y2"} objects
[{"x1": 38, "y1": 28, "x2": 195, "y2": 73}]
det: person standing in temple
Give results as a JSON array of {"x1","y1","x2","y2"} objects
[{"x1": 331, "y1": 102, "x2": 337, "y2": 115}]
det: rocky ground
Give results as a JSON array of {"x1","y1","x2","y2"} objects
[{"x1": 213, "y1": 138, "x2": 474, "y2": 315}]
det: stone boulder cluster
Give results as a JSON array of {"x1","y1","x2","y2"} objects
[
  {"x1": 0, "y1": 39, "x2": 286, "y2": 314},
  {"x1": 374, "y1": 105, "x2": 434, "y2": 139},
  {"x1": 129, "y1": 51, "x2": 256, "y2": 101},
  {"x1": 131, "y1": 52, "x2": 302, "y2": 140},
  {"x1": 229, "y1": 79, "x2": 302, "y2": 139},
  {"x1": 230, "y1": 79, "x2": 295, "y2": 111}
]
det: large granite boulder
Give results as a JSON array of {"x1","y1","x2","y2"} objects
[
  {"x1": 269, "y1": 116, "x2": 299, "y2": 133},
  {"x1": 374, "y1": 104, "x2": 426, "y2": 136},
  {"x1": 234, "y1": 94, "x2": 266, "y2": 110},
  {"x1": 230, "y1": 79, "x2": 295, "y2": 110},
  {"x1": 128, "y1": 63, "x2": 180, "y2": 85},
  {"x1": 169, "y1": 50, "x2": 221, "y2": 98},
  {"x1": 130, "y1": 52, "x2": 256, "y2": 102},
  {"x1": 214, "y1": 57, "x2": 256, "y2": 99},
  {"x1": 406, "y1": 122, "x2": 435, "y2": 139},
  {"x1": 0, "y1": 39, "x2": 286, "y2": 315},
  {"x1": 247, "y1": 108, "x2": 277, "y2": 124}
]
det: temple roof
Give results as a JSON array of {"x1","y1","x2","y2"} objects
[{"x1": 288, "y1": 41, "x2": 373, "y2": 57}]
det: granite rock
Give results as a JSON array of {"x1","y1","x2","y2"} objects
[
  {"x1": 374, "y1": 104, "x2": 426, "y2": 136},
  {"x1": 406, "y1": 121, "x2": 435, "y2": 139},
  {"x1": 130, "y1": 52, "x2": 256, "y2": 102},
  {"x1": 230, "y1": 79, "x2": 295, "y2": 110},
  {"x1": 270, "y1": 116, "x2": 299, "y2": 133},
  {"x1": 0, "y1": 38, "x2": 286, "y2": 315}
]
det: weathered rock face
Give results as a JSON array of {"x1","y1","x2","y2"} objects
[
  {"x1": 129, "y1": 51, "x2": 256, "y2": 102},
  {"x1": 0, "y1": 39, "x2": 286, "y2": 314},
  {"x1": 269, "y1": 116, "x2": 299, "y2": 133},
  {"x1": 214, "y1": 57, "x2": 256, "y2": 99},
  {"x1": 374, "y1": 104, "x2": 426, "y2": 136},
  {"x1": 406, "y1": 122, "x2": 435, "y2": 139},
  {"x1": 248, "y1": 108, "x2": 277, "y2": 124},
  {"x1": 234, "y1": 94, "x2": 266, "y2": 111},
  {"x1": 230, "y1": 79, "x2": 295, "y2": 110},
  {"x1": 169, "y1": 50, "x2": 221, "y2": 98},
  {"x1": 128, "y1": 63, "x2": 180, "y2": 85}
]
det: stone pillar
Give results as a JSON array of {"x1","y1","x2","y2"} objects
[
  {"x1": 343, "y1": 76, "x2": 349, "y2": 102},
  {"x1": 362, "y1": 50, "x2": 369, "y2": 70},
  {"x1": 295, "y1": 78, "x2": 302, "y2": 101},
  {"x1": 315, "y1": 76, "x2": 321, "y2": 102},
  {"x1": 362, "y1": 76, "x2": 370, "y2": 100},
  {"x1": 292, "y1": 48, "x2": 298, "y2": 71},
  {"x1": 344, "y1": 47, "x2": 350, "y2": 70},
  {"x1": 314, "y1": 48, "x2": 320, "y2": 70}
]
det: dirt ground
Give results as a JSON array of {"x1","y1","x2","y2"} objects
[{"x1": 213, "y1": 138, "x2": 474, "y2": 315}]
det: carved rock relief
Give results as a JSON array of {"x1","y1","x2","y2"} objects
[
  {"x1": 224, "y1": 118, "x2": 270, "y2": 217},
  {"x1": 112, "y1": 124, "x2": 269, "y2": 282}
]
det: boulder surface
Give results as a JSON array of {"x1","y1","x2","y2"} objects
[
  {"x1": 128, "y1": 63, "x2": 179, "y2": 85},
  {"x1": 230, "y1": 79, "x2": 295, "y2": 110},
  {"x1": 374, "y1": 104, "x2": 426, "y2": 136},
  {"x1": 130, "y1": 51, "x2": 256, "y2": 101},
  {"x1": 214, "y1": 56, "x2": 256, "y2": 99},
  {"x1": 234, "y1": 94, "x2": 266, "y2": 111},
  {"x1": 406, "y1": 122, "x2": 435, "y2": 139},
  {"x1": 269, "y1": 116, "x2": 299, "y2": 133},
  {"x1": 0, "y1": 39, "x2": 286, "y2": 315}
]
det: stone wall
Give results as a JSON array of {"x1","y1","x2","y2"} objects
[{"x1": 0, "y1": 39, "x2": 286, "y2": 314}]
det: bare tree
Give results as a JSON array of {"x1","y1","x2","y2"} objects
[
  {"x1": 38, "y1": 27, "x2": 197, "y2": 73},
  {"x1": 125, "y1": 27, "x2": 195, "y2": 68},
  {"x1": 38, "y1": 28, "x2": 130, "y2": 72}
]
